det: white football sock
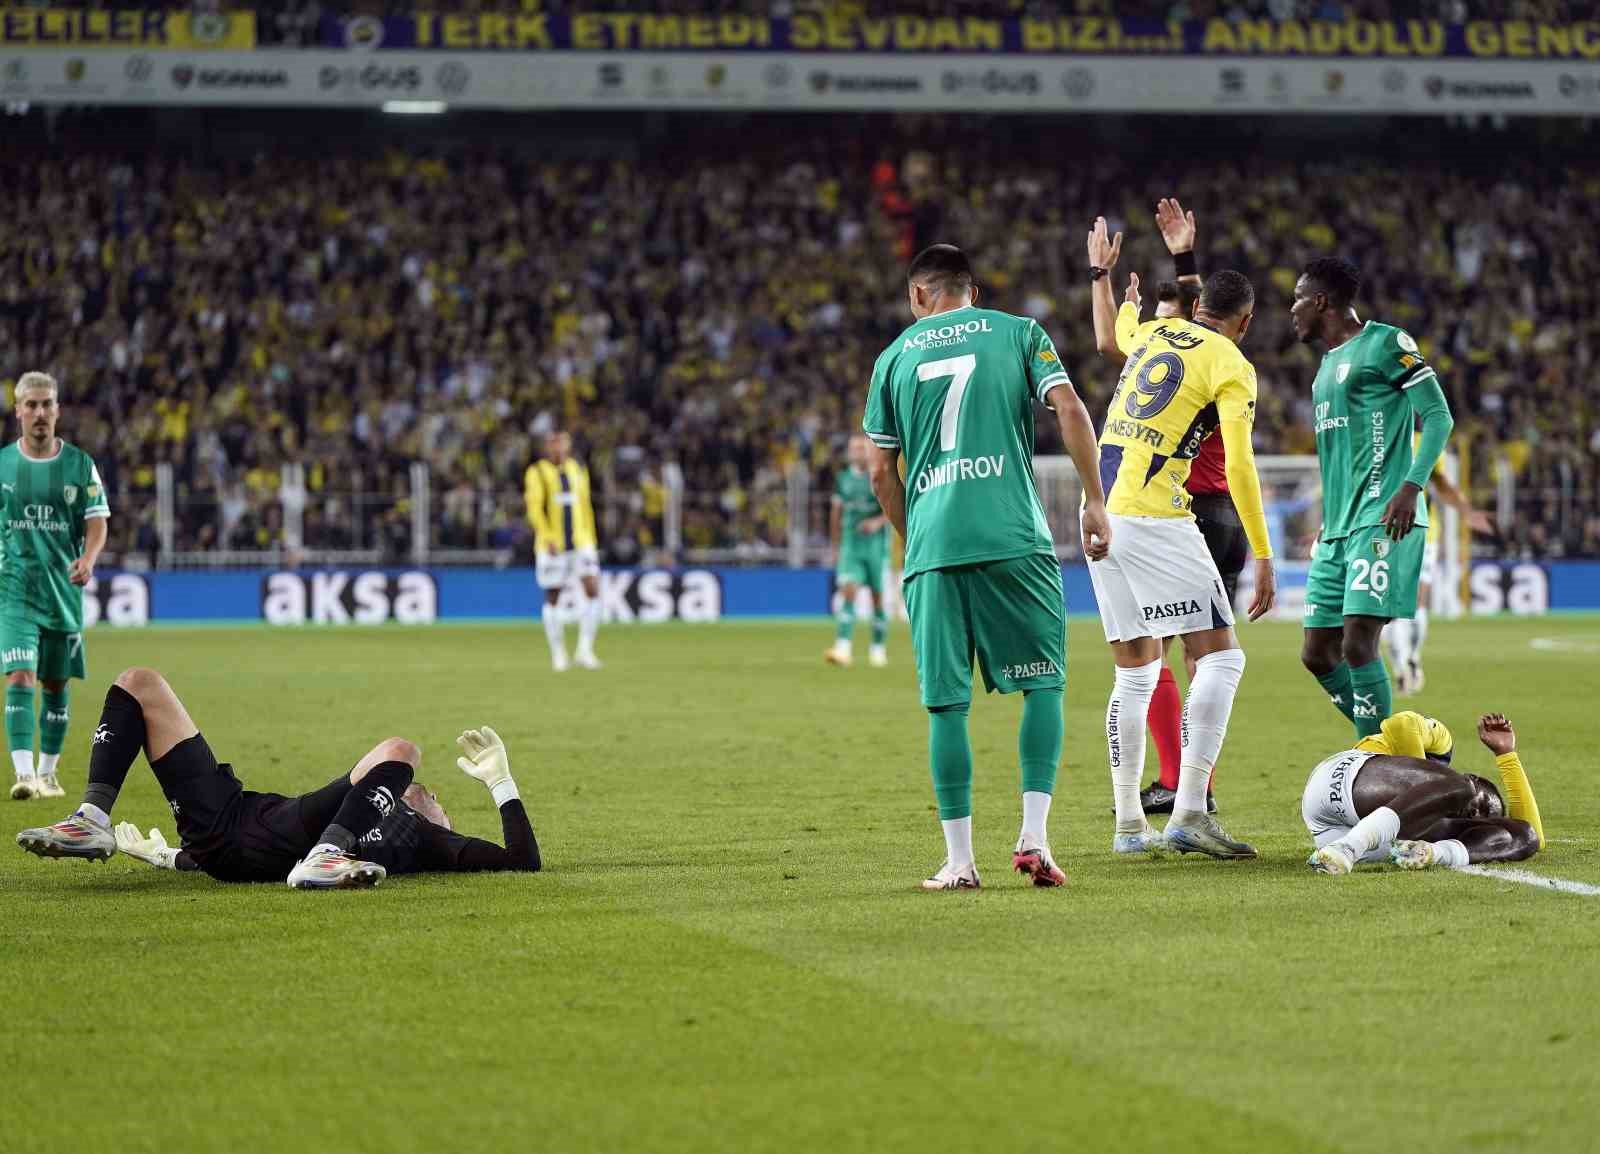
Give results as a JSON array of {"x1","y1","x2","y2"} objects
[
  {"x1": 77, "y1": 802, "x2": 110, "y2": 828},
  {"x1": 941, "y1": 816, "x2": 974, "y2": 869},
  {"x1": 1336, "y1": 805, "x2": 1401, "y2": 859},
  {"x1": 1107, "y1": 660, "x2": 1162, "y2": 832},
  {"x1": 542, "y1": 607, "x2": 565, "y2": 658},
  {"x1": 12, "y1": 748, "x2": 33, "y2": 779},
  {"x1": 1020, "y1": 791, "x2": 1051, "y2": 846},
  {"x1": 578, "y1": 596, "x2": 600, "y2": 653},
  {"x1": 1431, "y1": 838, "x2": 1468, "y2": 867},
  {"x1": 1383, "y1": 620, "x2": 1411, "y2": 671},
  {"x1": 38, "y1": 752, "x2": 59, "y2": 777},
  {"x1": 1412, "y1": 607, "x2": 1429, "y2": 661},
  {"x1": 1175, "y1": 648, "x2": 1246, "y2": 819}
]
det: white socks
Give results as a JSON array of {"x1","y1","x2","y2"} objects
[
  {"x1": 1337, "y1": 805, "x2": 1401, "y2": 859},
  {"x1": 542, "y1": 607, "x2": 565, "y2": 659},
  {"x1": 941, "y1": 816, "x2": 974, "y2": 869},
  {"x1": 12, "y1": 748, "x2": 33, "y2": 780},
  {"x1": 1413, "y1": 607, "x2": 1428, "y2": 659},
  {"x1": 1175, "y1": 648, "x2": 1246, "y2": 819},
  {"x1": 77, "y1": 802, "x2": 111, "y2": 828},
  {"x1": 38, "y1": 752, "x2": 58, "y2": 777},
  {"x1": 1430, "y1": 838, "x2": 1468, "y2": 867},
  {"x1": 578, "y1": 596, "x2": 600, "y2": 654},
  {"x1": 1021, "y1": 791, "x2": 1051, "y2": 846},
  {"x1": 1107, "y1": 660, "x2": 1162, "y2": 832}
]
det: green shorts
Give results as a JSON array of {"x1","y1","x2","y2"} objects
[
  {"x1": 1303, "y1": 525, "x2": 1425, "y2": 629},
  {"x1": 0, "y1": 614, "x2": 86, "y2": 681},
  {"x1": 903, "y1": 552, "x2": 1065, "y2": 709},
  {"x1": 836, "y1": 541, "x2": 888, "y2": 594}
]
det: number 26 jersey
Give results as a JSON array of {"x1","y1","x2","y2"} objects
[
  {"x1": 863, "y1": 306, "x2": 1068, "y2": 580},
  {"x1": 1098, "y1": 316, "x2": 1258, "y2": 520}
]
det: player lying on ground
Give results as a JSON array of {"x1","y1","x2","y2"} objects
[
  {"x1": 1302, "y1": 710, "x2": 1544, "y2": 875},
  {"x1": 16, "y1": 668, "x2": 539, "y2": 887}
]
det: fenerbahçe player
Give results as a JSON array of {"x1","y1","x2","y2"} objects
[
  {"x1": 1084, "y1": 218, "x2": 1275, "y2": 861},
  {"x1": 4, "y1": 373, "x2": 109, "y2": 803},
  {"x1": 862, "y1": 244, "x2": 1109, "y2": 892}
]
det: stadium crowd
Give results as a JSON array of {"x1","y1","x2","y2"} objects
[{"x1": 3, "y1": 113, "x2": 1598, "y2": 562}]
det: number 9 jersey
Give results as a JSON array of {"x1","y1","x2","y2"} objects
[{"x1": 1099, "y1": 315, "x2": 1258, "y2": 523}]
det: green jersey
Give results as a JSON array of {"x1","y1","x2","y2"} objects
[
  {"x1": 1311, "y1": 321, "x2": 1436, "y2": 541},
  {"x1": 0, "y1": 440, "x2": 109, "y2": 632},
  {"x1": 834, "y1": 467, "x2": 885, "y2": 550},
  {"x1": 863, "y1": 306, "x2": 1066, "y2": 580}
]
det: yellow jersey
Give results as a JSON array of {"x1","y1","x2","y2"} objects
[
  {"x1": 1356, "y1": 711, "x2": 1454, "y2": 760},
  {"x1": 524, "y1": 457, "x2": 597, "y2": 553},
  {"x1": 1100, "y1": 311, "x2": 1272, "y2": 558}
]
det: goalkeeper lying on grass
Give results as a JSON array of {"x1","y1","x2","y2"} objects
[
  {"x1": 16, "y1": 666, "x2": 539, "y2": 888},
  {"x1": 1301, "y1": 710, "x2": 1544, "y2": 875}
]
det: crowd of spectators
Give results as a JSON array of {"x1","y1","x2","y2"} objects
[{"x1": 3, "y1": 110, "x2": 1598, "y2": 564}]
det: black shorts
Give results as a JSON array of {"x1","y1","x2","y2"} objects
[
  {"x1": 150, "y1": 734, "x2": 353, "y2": 883},
  {"x1": 1191, "y1": 492, "x2": 1250, "y2": 602}
]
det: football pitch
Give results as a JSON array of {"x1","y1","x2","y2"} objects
[{"x1": 4, "y1": 616, "x2": 1598, "y2": 1153}]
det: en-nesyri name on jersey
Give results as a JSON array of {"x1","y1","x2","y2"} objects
[{"x1": 863, "y1": 305, "x2": 1068, "y2": 579}]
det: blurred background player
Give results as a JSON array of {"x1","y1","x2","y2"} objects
[
  {"x1": 1084, "y1": 219, "x2": 1275, "y2": 860},
  {"x1": 1091, "y1": 200, "x2": 1233, "y2": 816},
  {"x1": 825, "y1": 433, "x2": 891, "y2": 668},
  {"x1": 3, "y1": 373, "x2": 109, "y2": 803},
  {"x1": 525, "y1": 429, "x2": 601, "y2": 672},
  {"x1": 1302, "y1": 710, "x2": 1542, "y2": 875},
  {"x1": 863, "y1": 243, "x2": 1109, "y2": 891},
  {"x1": 1291, "y1": 258, "x2": 1454, "y2": 739},
  {"x1": 1385, "y1": 453, "x2": 1494, "y2": 695}
]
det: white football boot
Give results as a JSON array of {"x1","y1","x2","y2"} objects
[
  {"x1": 921, "y1": 861, "x2": 981, "y2": 891},
  {"x1": 286, "y1": 847, "x2": 386, "y2": 889}
]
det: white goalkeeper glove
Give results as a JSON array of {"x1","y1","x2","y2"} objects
[
  {"x1": 114, "y1": 822, "x2": 181, "y2": 870},
  {"x1": 456, "y1": 725, "x2": 519, "y2": 805}
]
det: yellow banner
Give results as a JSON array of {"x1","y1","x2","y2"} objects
[{"x1": 0, "y1": 9, "x2": 256, "y2": 50}]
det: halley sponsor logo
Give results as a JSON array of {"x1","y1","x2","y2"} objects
[
  {"x1": 902, "y1": 317, "x2": 991, "y2": 352},
  {"x1": 914, "y1": 454, "x2": 1005, "y2": 495},
  {"x1": 262, "y1": 571, "x2": 438, "y2": 625},
  {"x1": 1002, "y1": 660, "x2": 1058, "y2": 679},
  {"x1": 322, "y1": 64, "x2": 418, "y2": 92},
  {"x1": 941, "y1": 69, "x2": 1039, "y2": 96},
  {"x1": 555, "y1": 569, "x2": 722, "y2": 624},
  {"x1": 1141, "y1": 599, "x2": 1201, "y2": 622}
]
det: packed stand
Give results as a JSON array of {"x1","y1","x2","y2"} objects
[{"x1": 2, "y1": 115, "x2": 1597, "y2": 564}]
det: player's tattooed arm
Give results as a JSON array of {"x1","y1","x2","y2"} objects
[{"x1": 867, "y1": 446, "x2": 907, "y2": 541}]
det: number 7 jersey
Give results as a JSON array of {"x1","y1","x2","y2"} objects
[
  {"x1": 1099, "y1": 316, "x2": 1259, "y2": 520},
  {"x1": 863, "y1": 306, "x2": 1067, "y2": 580}
]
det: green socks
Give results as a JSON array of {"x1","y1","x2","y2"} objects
[
  {"x1": 834, "y1": 608, "x2": 854, "y2": 643},
  {"x1": 1315, "y1": 664, "x2": 1356, "y2": 726},
  {"x1": 40, "y1": 688, "x2": 69, "y2": 759},
  {"x1": 928, "y1": 705, "x2": 973, "y2": 820},
  {"x1": 1348, "y1": 659, "x2": 1391, "y2": 738},
  {"x1": 1018, "y1": 688, "x2": 1063, "y2": 796},
  {"x1": 870, "y1": 610, "x2": 887, "y2": 648},
  {"x1": 5, "y1": 684, "x2": 34, "y2": 760}
]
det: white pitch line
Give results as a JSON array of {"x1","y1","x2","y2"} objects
[{"x1": 1454, "y1": 864, "x2": 1600, "y2": 895}]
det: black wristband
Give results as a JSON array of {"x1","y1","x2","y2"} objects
[
  {"x1": 1089, "y1": 266, "x2": 1109, "y2": 281},
  {"x1": 1173, "y1": 250, "x2": 1198, "y2": 278}
]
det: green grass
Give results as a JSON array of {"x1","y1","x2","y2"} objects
[{"x1": 4, "y1": 617, "x2": 1599, "y2": 1154}]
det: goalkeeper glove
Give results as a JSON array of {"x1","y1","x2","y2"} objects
[
  {"x1": 456, "y1": 725, "x2": 519, "y2": 805},
  {"x1": 114, "y1": 822, "x2": 181, "y2": 870}
]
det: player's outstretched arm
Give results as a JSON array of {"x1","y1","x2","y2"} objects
[
  {"x1": 442, "y1": 726, "x2": 541, "y2": 871},
  {"x1": 866, "y1": 445, "x2": 906, "y2": 541},
  {"x1": 1154, "y1": 197, "x2": 1201, "y2": 287},
  {"x1": 1087, "y1": 217, "x2": 1126, "y2": 363},
  {"x1": 1478, "y1": 713, "x2": 1545, "y2": 849}
]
